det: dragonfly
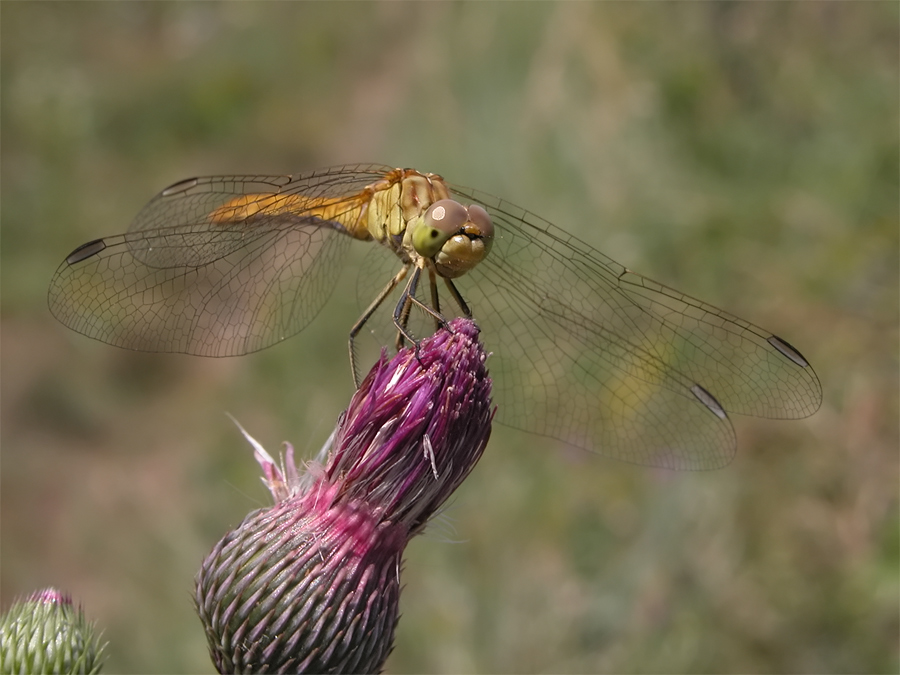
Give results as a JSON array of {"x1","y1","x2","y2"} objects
[{"x1": 48, "y1": 164, "x2": 822, "y2": 470}]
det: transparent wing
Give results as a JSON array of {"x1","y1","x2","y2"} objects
[
  {"x1": 49, "y1": 163, "x2": 822, "y2": 470},
  {"x1": 445, "y1": 185, "x2": 822, "y2": 469},
  {"x1": 48, "y1": 165, "x2": 396, "y2": 356},
  {"x1": 125, "y1": 165, "x2": 393, "y2": 236}
]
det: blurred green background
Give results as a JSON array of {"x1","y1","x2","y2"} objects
[{"x1": 2, "y1": 3, "x2": 897, "y2": 673}]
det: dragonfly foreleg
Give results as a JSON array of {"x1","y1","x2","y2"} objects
[
  {"x1": 428, "y1": 266, "x2": 442, "y2": 333},
  {"x1": 392, "y1": 264, "x2": 446, "y2": 354},
  {"x1": 349, "y1": 265, "x2": 409, "y2": 388},
  {"x1": 443, "y1": 276, "x2": 473, "y2": 319},
  {"x1": 394, "y1": 270, "x2": 416, "y2": 353}
]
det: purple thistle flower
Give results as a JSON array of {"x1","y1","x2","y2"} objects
[{"x1": 196, "y1": 318, "x2": 493, "y2": 674}]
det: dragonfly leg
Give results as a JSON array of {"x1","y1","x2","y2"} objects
[
  {"x1": 428, "y1": 266, "x2": 443, "y2": 333},
  {"x1": 443, "y1": 276, "x2": 473, "y2": 319},
  {"x1": 394, "y1": 271, "x2": 416, "y2": 353},
  {"x1": 392, "y1": 264, "x2": 447, "y2": 354},
  {"x1": 349, "y1": 265, "x2": 409, "y2": 387}
]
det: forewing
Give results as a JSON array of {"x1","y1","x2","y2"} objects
[
  {"x1": 126, "y1": 165, "x2": 395, "y2": 237},
  {"x1": 449, "y1": 185, "x2": 822, "y2": 469},
  {"x1": 48, "y1": 165, "x2": 397, "y2": 356}
]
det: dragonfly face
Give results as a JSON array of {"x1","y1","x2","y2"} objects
[
  {"x1": 416, "y1": 200, "x2": 494, "y2": 278},
  {"x1": 48, "y1": 164, "x2": 822, "y2": 470}
]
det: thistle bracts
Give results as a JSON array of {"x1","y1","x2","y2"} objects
[
  {"x1": 0, "y1": 588, "x2": 106, "y2": 675},
  {"x1": 196, "y1": 318, "x2": 493, "y2": 673},
  {"x1": 196, "y1": 482, "x2": 406, "y2": 673}
]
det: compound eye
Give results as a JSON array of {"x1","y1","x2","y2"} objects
[
  {"x1": 466, "y1": 204, "x2": 494, "y2": 240},
  {"x1": 424, "y1": 200, "x2": 468, "y2": 235},
  {"x1": 414, "y1": 199, "x2": 469, "y2": 257}
]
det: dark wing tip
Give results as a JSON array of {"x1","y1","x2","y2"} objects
[
  {"x1": 160, "y1": 177, "x2": 200, "y2": 197},
  {"x1": 690, "y1": 383, "x2": 729, "y2": 420},
  {"x1": 767, "y1": 335, "x2": 811, "y2": 369},
  {"x1": 65, "y1": 239, "x2": 107, "y2": 265}
]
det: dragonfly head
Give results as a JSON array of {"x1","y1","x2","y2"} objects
[{"x1": 412, "y1": 199, "x2": 494, "y2": 279}]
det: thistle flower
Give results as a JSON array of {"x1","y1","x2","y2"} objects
[
  {"x1": 0, "y1": 588, "x2": 106, "y2": 675},
  {"x1": 196, "y1": 318, "x2": 493, "y2": 674}
]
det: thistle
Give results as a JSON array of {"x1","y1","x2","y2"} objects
[
  {"x1": 0, "y1": 588, "x2": 106, "y2": 675},
  {"x1": 196, "y1": 318, "x2": 493, "y2": 673}
]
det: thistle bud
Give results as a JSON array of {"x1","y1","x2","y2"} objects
[
  {"x1": 196, "y1": 318, "x2": 493, "y2": 673},
  {"x1": 0, "y1": 588, "x2": 106, "y2": 674}
]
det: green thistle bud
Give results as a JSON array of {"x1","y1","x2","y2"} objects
[
  {"x1": 0, "y1": 588, "x2": 106, "y2": 675},
  {"x1": 196, "y1": 318, "x2": 493, "y2": 673}
]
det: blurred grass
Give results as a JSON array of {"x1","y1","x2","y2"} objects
[{"x1": 1, "y1": 2, "x2": 897, "y2": 673}]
